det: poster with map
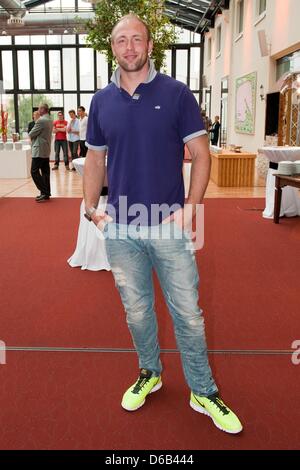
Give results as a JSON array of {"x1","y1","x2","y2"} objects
[{"x1": 235, "y1": 72, "x2": 257, "y2": 134}]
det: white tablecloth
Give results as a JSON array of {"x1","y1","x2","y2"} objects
[
  {"x1": 258, "y1": 147, "x2": 300, "y2": 219},
  {"x1": 67, "y1": 158, "x2": 111, "y2": 271},
  {"x1": 258, "y1": 146, "x2": 300, "y2": 163},
  {"x1": 0, "y1": 146, "x2": 32, "y2": 178}
]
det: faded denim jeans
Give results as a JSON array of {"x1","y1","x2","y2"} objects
[{"x1": 104, "y1": 222, "x2": 218, "y2": 397}]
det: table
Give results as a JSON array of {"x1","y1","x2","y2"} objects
[
  {"x1": 67, "y1": 158, "x2": 111, "y2": 271},
  {"x1": 0, "y1": 146, "x2": 32, "y2": 178},
  {"x1": 258, "y1": 146, "x2": 300, "y2": 219},
  {"x1": 210, "y1": 150, "x2": 256, "y2": 187},
  {"x1": 274, "y1": 174, "x2": 300, "y2": 223}
]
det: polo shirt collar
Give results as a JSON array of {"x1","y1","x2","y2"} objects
[{"x1": 111, "y1": 59, "x2": 157, "y2": 88}]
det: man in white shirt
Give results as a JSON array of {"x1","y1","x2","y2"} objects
[
  {"x1": 78, "y1": 106, "x2": 88, "y2": 158},
  {"x1": 67, "y1": 109, "x2": 80, "y2": 171}
]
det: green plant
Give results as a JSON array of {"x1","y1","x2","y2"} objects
[{"x1": 85, "y1": 0, "x2": 177, "y2": 71}]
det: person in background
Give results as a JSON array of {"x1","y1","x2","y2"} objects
[
  {"x1": 83, "y1": 14, "x2": 243, "y2": 435},
  {"x1": 201, "y1": 110, "x2": 212, "y2": 134},
  {"x1": 27, "y1": 110, "x2": 40, "y2": 134},
  {"x1": 52, "y1": 111, "x2": 69, "y2": 170},
  {"x1": 209, "y1": 116, "x2": 221, "y2": 146},
  {"x1": 67, "y1": 109, "x2": 80, "y2": 171},
  {"x1": 77, "y1": 106, "x2": 88, "y2": 158},
  {"x1": 29, "y1": 103, "x2": 53, "y2": 202}
]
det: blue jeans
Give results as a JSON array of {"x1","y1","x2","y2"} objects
[{"x1": 104, "y1": 222, "x2": 218, "y2": 397}]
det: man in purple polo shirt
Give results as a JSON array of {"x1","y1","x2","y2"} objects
[{"x1": 83, "y1": 14, "x2": 242, "y2": 434}]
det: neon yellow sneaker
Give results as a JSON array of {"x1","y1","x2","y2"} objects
[
  {"x1": 190, "y1": 392, "x2": 243, "y2": 434},
  {"x1": 121, "y1": 369, "x2": 162, "y2": 411}
]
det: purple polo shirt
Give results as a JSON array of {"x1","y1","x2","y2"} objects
[{"x1": 86, "y1": 71, "x2": 206, "y2": 225}]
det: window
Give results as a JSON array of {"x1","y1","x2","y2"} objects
[
  {"x1": 30, "y1": 35, "x2": 46, "y2": 45},
  {"x1": 0, "y1": 36, "x2": 12, "y2": 45},
  {"x1": 3, "y1": 94, "x2": 15, "y2": 134},
  {"x1": 18, "y1": 51, "x2": 30, "y2": 89},
  {"x1": 237, "y1": 0, "x2": 244, "y2": 35},
  {"x1": 15, "y1": 36, "x2": 30, "y2": 45},
  {"x1": 32, "y1": 94, "x2": 62, "y2": 114},
  {"x1": 49, "y1": 50, "x2": 61, "y2": 89},
  {"x1": 175, "y1": 26, "x2": 190, "y2": 44},
  {"x1": 33, "y1": 51, "x2": 46, "y2": 89},
  {"x1": 80, "y1": 94, "x2": 93, "y2": 113},
  {"x1": 96, "y1": 53, "x2": 108, "y2": 89},
  {"x1": 64, "y1": 94, "x2": 77, "y2": 115},
  {"x1": 79, "y1": 35, "x2": 87, "y2": 44},
  {"x1": 62, "y1": 35, "x2": 76, "y2": 45},
  {"x1": 63, "y1": 48, "x2": 77, "y2": 91},
  {"x1": 192, "y1": 32, "x2": 201, "y2": 44},
  {"x1": 216, "y1": 26, "x2": 222, "y2": 55},
  {"x1": 207, "y1": 37, "x2": 212, "y2": 63},
  {"x1": 258, "y1": 0, "x2": 266, "y2": 15},
  {"x1": 190, "y1": 48, "x2": 200, "y2": 90},
  {"x1": 0, "y1": 31, "x2": 201, "y2": 135},
  {"x1": 204, "y1": 87, "x2": 211, "y2": 120},
  {"x1": 276, "y1": 50, "x2": 300, "y2": 81},
  {"x1": 2, "y1": 51, "x2": 13, "y2": 89},
  {"x1": 79, "y1": 48, "x2": 94, "y2": 90},
  {"x1": 163, "y1": 50, "x2": 172, "y2": 77},
  {"x1": 176, "y1": 50, "x2": 188, "y2": 84},
  {"x1": 46, "y1": 35, "x2": 62, "y2": 45},
  {"x1": 18, "y1": 94, "x2": 33, "y2": 134}
]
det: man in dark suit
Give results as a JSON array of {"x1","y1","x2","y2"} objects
[
  {"x1": 29, "y1": 103, "x2": 53, "y2": 202},
  {"x1": 209, "y1": 116, "x2": 220, "y2": 146}
]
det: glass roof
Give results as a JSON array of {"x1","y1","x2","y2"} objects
[{"x1": 1, "y1": 0, "x2": 229, "y2": 34}]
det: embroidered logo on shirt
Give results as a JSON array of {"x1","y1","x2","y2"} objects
[{"x1": 155, "y1": 105, "x2": 161, "y2": 110}]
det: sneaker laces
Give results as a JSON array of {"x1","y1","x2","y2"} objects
[
  {"x1": 207, "y1": 395, "x2": 230, "y2": 415},
  {"x1": 132, "y1": 369, "x2": 152, "y2": 395}
]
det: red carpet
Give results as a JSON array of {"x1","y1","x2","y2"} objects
[
  {"x1": 0, "y1": 197, "x2": 299, "y2": 350},
  {"x1": 0, "y1": 352, "x2": 299, "y2": 449}
]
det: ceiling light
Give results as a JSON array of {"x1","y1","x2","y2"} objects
[
  {"x1": 2, "y1": 30, "x2": 7, "y2": 35},
  {"x1": 63, "y1": 29, "x2": 68, "y2": 34}
]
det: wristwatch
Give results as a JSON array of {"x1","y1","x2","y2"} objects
[{"x1": 84, "y1": 206, "x2": 96, "y2": 222}]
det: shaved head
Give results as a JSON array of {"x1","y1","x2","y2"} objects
[{"x1": 111, "y1": 14, "x2": 151, "y2": 44}]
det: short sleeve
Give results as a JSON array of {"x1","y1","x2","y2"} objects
[
  {"x1": 178, "y1": 87, "x2": 207, "y2": 143},
  {"x1": 86, "y1": 93, "x2": 108, "y2": 151}
]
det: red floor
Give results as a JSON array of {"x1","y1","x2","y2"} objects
[
  {"x1": 0, "y1": 352, "x2": 299, "y2": 450},
  {"x1": 0, "y1": 198, "x2": 299, "y2": 350},
  {"x1": 0, "y1": 197, "x2": 299, "y2": 449}
]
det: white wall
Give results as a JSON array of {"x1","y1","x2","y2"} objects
[{"x1": 203, "y1": 0, "x2": 300, "y2": 153}]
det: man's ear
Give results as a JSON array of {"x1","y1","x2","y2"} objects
[{"x1": 148, "y1": 39, "x2": 153, "y2": 56}]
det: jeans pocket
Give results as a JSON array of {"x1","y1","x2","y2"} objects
[{"x1": 172, "y1": 221, "x2": 192, "y2": 240}]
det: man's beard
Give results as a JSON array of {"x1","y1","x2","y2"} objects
[{"x1": 118, "y1": 53, "x2": 149, "y2": 72}]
